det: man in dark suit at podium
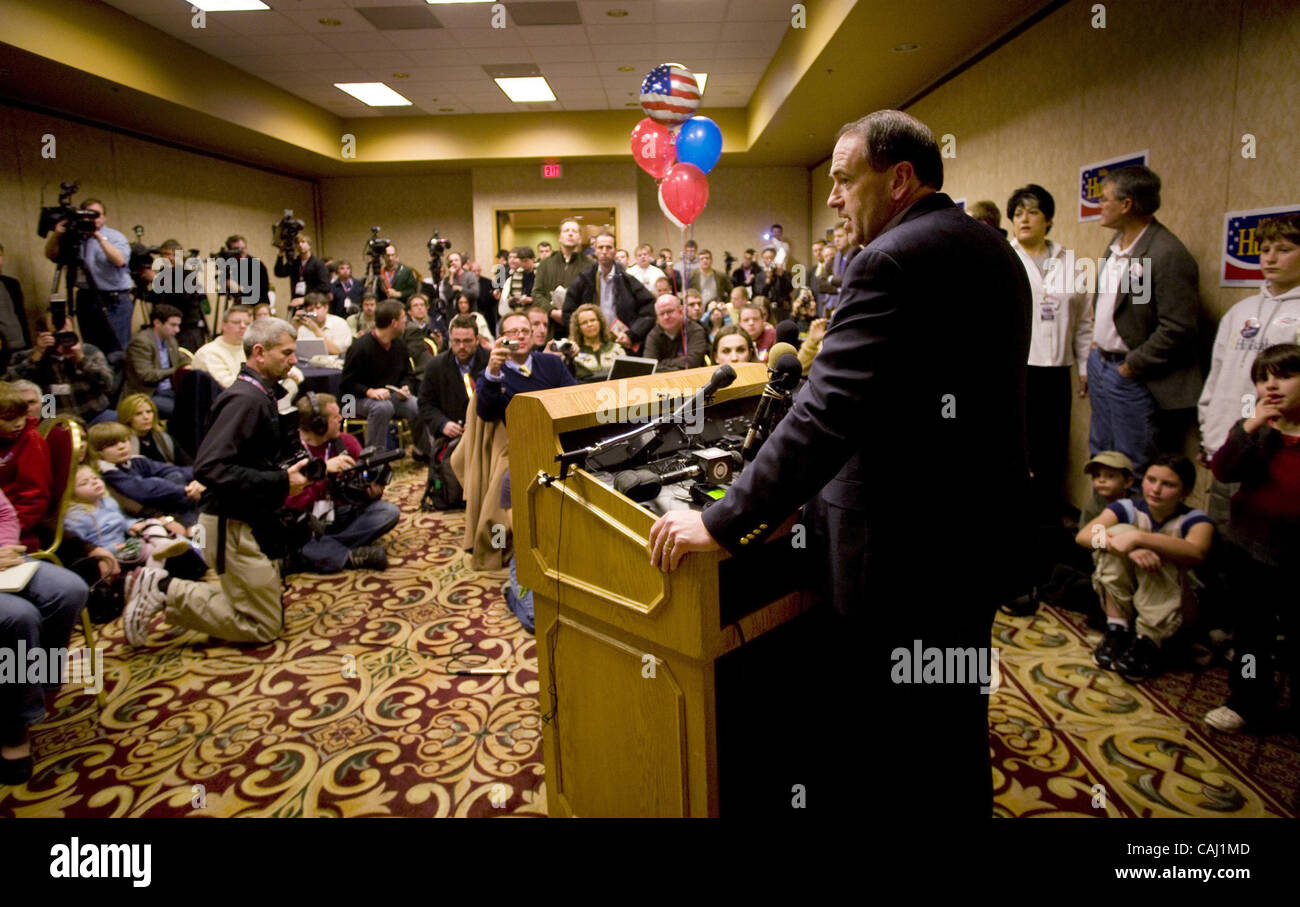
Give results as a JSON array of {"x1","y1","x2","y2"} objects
[
  {"x1": 649, "y1": 110, "x2": 1032, "y2": 819},
  {"x1": 476, "y1": 311, "x2": 576, "y2": 424}
]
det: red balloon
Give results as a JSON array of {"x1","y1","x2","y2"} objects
[
  {"x1": 631, "y1": 117, "x2": 675, "y2": 179},
  {"x1": 658, "y1": 163, "x2": 709, "y2": 227}
]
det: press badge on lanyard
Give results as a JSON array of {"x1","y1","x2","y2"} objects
[{"x1": 1040, "y1": 295, "x2": 1060, "y2": 321}]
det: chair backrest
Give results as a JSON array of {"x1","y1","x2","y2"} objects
[{"x1": 36, "y1": 417, "x2": 86, "y2": 556}]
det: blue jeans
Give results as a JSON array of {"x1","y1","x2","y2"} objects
[
  {"x1": 359, "y1": 394, "x2": 418, "y2": 451},
  {"x1": 1087, "y1": 348, "x2": 1159, "y2": 476},
  {"x1": 299, "y1": 500, "x2": 400, "y2": 573},
  {"x1": 0, "y1": 561, "x2": 89, "y2": 742}
]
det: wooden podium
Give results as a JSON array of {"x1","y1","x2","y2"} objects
[{"x1": 508, "y1": 364, "x2": 811, "y2": 817}]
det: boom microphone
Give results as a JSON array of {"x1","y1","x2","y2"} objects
[{"x1": 741, "y1": 350, "x2": 802, "y2": 462}]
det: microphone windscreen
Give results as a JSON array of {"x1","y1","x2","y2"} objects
[
  {"x1": 766, "y1": 342, "x2": 798, "y2": 367},
  {"x1": 775, "y1": 320, "x2": 800, "y2": 347},
  {"x1": 613, "y1": 468, "x2": 662, "y2": 502}
]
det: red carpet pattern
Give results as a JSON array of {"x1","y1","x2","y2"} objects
[
  {"x1": 5, "y1": 466, "x2": 1296, "y2": 818},
  {"x1": 0, "y1": 468, "x2": 545, "y2": 818}
]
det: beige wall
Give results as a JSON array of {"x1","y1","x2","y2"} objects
[
  {"x1": 0, "y1": 103, "x2": 317, "y2": 327},
  {"x1": 810, "y1": 0, "x2": 1300, "y2": 506},
  {"x1": 638, "y1": 167, "x2": 814, "y2": 272},
  {"x1": 316, "y1": 173, "x2": 474, "y2": 286},
  {"x1": 471, "y1": 164, "x2": 639, "y2": 269}
]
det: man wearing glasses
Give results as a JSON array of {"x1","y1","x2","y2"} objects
[{"x1": 475, "y1": 312, "x2": 576, "y2": 424}]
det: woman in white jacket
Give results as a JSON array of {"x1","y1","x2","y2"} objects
[{"x1": 1007, "y1": 184, "x2": 1094, "y2": 528}]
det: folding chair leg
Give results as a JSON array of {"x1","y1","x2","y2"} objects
[{"x1": 79, "y1": 608, "x2": 106, "y2": 710}]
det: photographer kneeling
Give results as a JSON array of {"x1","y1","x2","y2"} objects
[
  {"x1": 121, "y1": 317, "x2": 312, "y2": 646},
  {"x1": 284, "y1": 392, "x2": 398, "y2": 573}
]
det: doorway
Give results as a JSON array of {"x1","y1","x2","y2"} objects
[{"x1": 495, "y1": 207, "x2": 618, "y2": 255}]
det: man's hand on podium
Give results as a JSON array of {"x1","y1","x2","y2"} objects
[{"x1": 648, "y1": 510, "x2": 721, "y2": 572}]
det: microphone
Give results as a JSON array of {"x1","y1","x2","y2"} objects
[
  {"x1": 613, "y1": 468, "x2": 665, "y2": 502},
  {"x1": 741, "y1": 350, "x2": 802, "y2": 462},
  {"x1": 583, "y1": 364, "x2": 737, "y2": 471}
]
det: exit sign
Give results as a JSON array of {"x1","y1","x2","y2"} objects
[{"x1": 542, "y1": 163, "x2": 562, "y2": 179}]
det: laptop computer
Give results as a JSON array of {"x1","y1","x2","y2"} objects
[
  {"x1": 606, "y1": 356, "x2": 658, "y2": 380},
  {"x1": 296, "y1": 337, "x2": 328, "y2": 360}
]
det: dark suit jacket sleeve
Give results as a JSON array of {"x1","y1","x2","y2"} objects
[
  {"x1": 306, "y1": 258, "x2": 331, "y2": 294},
  {"x1": 621, "y1": 276, "x2": 657, "y2": 345},
  {"x1": 1124, "y1": 229, "x2": 1199, "y2": 380},
  {"x1": 419, "y1": 356, "x2": 453, "y2": 434},
  {"x1": 1, "y1": 277, "x2": 30, "y2": 349},
  {"x1": 562, "y1": 269, "x2": 592, "y2": 324},
  {"x1": 702, "y1": 248, "x2": 905, "y2": 552}
]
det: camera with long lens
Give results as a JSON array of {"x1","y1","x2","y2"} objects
[
  {"x1": 331, "y1": 446, "x2": 404, "y2": 507},
  {"x1": 37, "y1": 181, "x2": 101, "y2": 240},
  {"x1": 273, "y1": 209, "x2": 306, "y2": 255}
]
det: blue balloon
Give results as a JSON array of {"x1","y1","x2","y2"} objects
[{"x1": 675, "y1": 116, "x2": 722, "y2": 174}]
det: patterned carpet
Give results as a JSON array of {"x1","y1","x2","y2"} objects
[
  {"x1": 991, "y1": 604, "x2": 1298, "y2": 818},
  {"x1": 0, "y1": 465, "x2": 545, "y2": 818},
  {"x1": 3, "y1": 467, "x2": 1295, "y2": 817}
]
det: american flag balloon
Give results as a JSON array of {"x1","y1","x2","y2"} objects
[{"x1": 640, "y1": 63, "x2": 700, "y2": 127}]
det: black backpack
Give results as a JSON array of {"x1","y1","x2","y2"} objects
[{"x1": 420, "y1": 435, "x2": 464, "y2": 511}]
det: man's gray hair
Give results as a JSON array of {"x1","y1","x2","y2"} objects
[
  {"x1": 245, "y1": 316, "x2": 295, "y2": 356},
  {"x1": 836, "y1": 109, "x2": 944, "y2": 190}
]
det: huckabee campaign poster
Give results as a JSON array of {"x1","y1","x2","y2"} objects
[
  {"x1": 1221, "y1": 204, "x2": 1300, "y2": 287},
  {"x1": 1078, "y1": 151, "x2": 1149, "y2": 221}
]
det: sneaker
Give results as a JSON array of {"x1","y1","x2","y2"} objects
[
  {"x1": 347, "y1": 544, "x2": 388, "y2": 571},
  {"x1": 1204, "y1": 705, "x2": 1247, "y2": 734},
  {"x1": 123, "y1": 566, "x2": 167, "y2": 646},
  {"x1": 1093, "y1": 623, "x2": 1134, "y2": 670},
  {"x1": 1115, "y1": 634, "x2": 1162, "y2": 679}
]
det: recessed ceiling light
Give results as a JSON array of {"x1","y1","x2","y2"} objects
[
  {"x1": 616, "y1": 66, "x2": 634, "y2": 72},
  {"x1": 893, "y1": 43, "x2": 920, "y2": 52},
  {"x1": 318, "y1": 17, "x2": 341, "y2": 26},
  {"x1": 722, "y1": 89, "x2": 738, "y2": 95},
  {"x1": 624, "y1": 102, "x2": 640, "y2": 107},
  {"x1": 334, "y1": 82, "x2": 413, "y2": 106},
  {"x1": 440, "y1": 108, "x2": 455, "y2": 112},
  {"x1": 495, "y1": 77, "x2": 556, "y2": 102},
  {"x1": 607, "y1": 9, "x2": 629, "y2": 16},
  {"x1": 191, "y1": 0, "x2": 269, "y2": 9},
  {"x1": 392, "y1": 73, "x2": 409, "y2": 79}
]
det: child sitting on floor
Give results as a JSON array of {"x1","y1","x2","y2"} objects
[
  {"x1": 1037, "y1": 451, "x2": 1136, "y2": 621},
  {"x1": 63, "y1": 464, "x2": 193, "y2": 570},
  {"x1": 87, "y1": 422, "x2": 203, "y2": 526},
  {"x1": 1075, "y1": 454, "x2": 1214, "y2": 680}
]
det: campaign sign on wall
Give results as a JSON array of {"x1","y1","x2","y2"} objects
[
  {"x1": 1078, "y1": 150, "x2": 1149, "y2": 221},
  {"x1": 1222, "y1": 203, "x2": 1300, "y2": 287}
]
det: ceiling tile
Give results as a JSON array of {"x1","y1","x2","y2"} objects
[
  {"x1": 655, "y1": 0, "x2": 728, "y2": 23},
  {"x1": 505, "y1": 2, "x2": 583, "y2": 27},
  {"x1": 716, "y1": 20, "x2": 789, "y2": 42},
  {"x1": 541, "y1": 61, "x2": 603, "y2": 78},
  {"x1": 317, "y1": 30, "x2": 397, "y2": 51},
  {"x1": 583, "y1": 23, "x2": 646, "y2": 44},
  {"x1": 382, "y1": 29, "x2": 461, "y2": 50},
  {"x1": 526, "y1": 43, "x2": 595, "y2": 62},
  {"x1": 354, "y1": 6, "x2": 442, "y2": 30},
  {"x1": 221, "y1": 10, "x2": 306, "y2": 37},
  {"x1": 518, "y1": 24, "x2": 590, "y2": 46},
  {"x1": 653, "y1": 22, "x2": 721, "y2": 43},
  {"x1": 453, "y1": 28, "x2": 523, "y2": 48},
  {"x1": 576, "y1": 0, "x2": 655, "y2": 25},
  {"x1": 724, "y1": 0, "x2": 799, "y2": 22}
]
